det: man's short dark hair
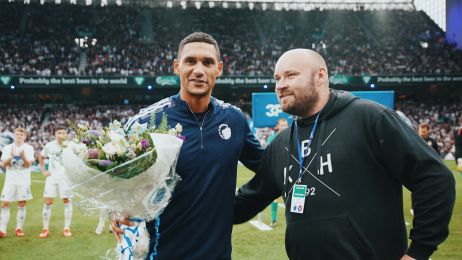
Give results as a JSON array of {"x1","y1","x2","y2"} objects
[
  {"x1": 419, "y1": 123, "x2": 430, "y2": 130},
  {"x1": 54, "y1": 125, "x2": 67, "y2": 133},
  {"x1": 178, "y1": 32, "x2": 220, "y2": 61}
]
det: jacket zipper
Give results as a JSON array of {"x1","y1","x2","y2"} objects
[{"x1": 188, "y1": 106, "x2": 209, "y2": 149}]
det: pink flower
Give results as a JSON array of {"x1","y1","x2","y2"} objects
[{"x1": 88, "y1": 149, "x2": 99, "y2": 159}]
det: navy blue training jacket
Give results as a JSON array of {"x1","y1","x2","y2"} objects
[{"x1": 125, "y1": 93, "x2": 264, "y2": 260}]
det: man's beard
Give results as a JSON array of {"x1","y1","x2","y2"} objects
[{"x1": 284, "y1": 81, "x2": 319, "y2": 117}]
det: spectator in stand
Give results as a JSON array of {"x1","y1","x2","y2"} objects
[
  {"x1": 1, "y1": 3, "x2": 461, "y2": 76},
  {"x1": 418, "y1": 122, "x2": 439, "y2": 154},
  {"x1": 455, "y1": 116, "x2": 462, "y2": 172}
]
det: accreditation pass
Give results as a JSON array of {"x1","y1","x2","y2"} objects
[{"x1": 290, "y1": 184, "x2": 307, "y2": 214}]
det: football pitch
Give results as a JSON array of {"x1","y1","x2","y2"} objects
[{"x1": 0, "y1": 162, "x2": 460, "y2": 260}]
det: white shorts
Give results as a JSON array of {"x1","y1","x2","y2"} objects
[
  {"x1": 1, "y1": 184, "x2": 33, "y2": 202},
  {"x1": 43, "y1": 180, "x2": 73, "y2": 199}
]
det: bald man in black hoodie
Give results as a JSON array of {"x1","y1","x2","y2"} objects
[{"x1": 234, "y1": 49, "x2": 455, "y2": 260}]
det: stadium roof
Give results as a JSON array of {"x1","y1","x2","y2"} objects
[
  {"x1": 156, "y1": 0, "x2": 415, "y2": 10},
  {"x1": 2, "y1": 0, "x2": 416, "y2": 10}
]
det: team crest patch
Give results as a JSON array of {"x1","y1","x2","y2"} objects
[{"x1": 218, "y1": 124, "x2": 231, "y2": 140}]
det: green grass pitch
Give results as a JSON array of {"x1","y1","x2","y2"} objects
[{"x1": 0, "y1": 161, "x2": 460, "y2": 259}]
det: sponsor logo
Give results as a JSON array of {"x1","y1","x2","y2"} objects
[
  {"x1": 134, "y1": 76, "x2": 145, "y2": 86},
  {"x1": 0, "y1": 76, "x2": 11, "y2": 85}
]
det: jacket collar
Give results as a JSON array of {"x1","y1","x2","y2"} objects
[{"x1": 171, "y1": 93, "x2": 216, "y2": 113}]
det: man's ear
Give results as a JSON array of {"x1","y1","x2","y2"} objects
[
  {"x1": 173, "y1": 59, "x2": 180, "y2": 75},
  {"x1": 217, "y1": 61, "x2": 223, "y2": 77},
  {"x1": 316, "y1": 67, "x2": 328, "y2": 86}
]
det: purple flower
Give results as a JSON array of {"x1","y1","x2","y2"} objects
[
  {"x1": 140, "y1": 139, "x2": 150, "y2": 149},
  {"x1": 178, "y1": 135, "x2": 186, "y2": 142},
  {"x1": 81, "y1": 138, "x2": 91, "y2": 145},
  {"x1": 88, "y1": 130, "x2": 102, "y2": 137},
  {"x1": 88, "y1": 149, "x2": 99, "y2": 159},
  {"x1": 99, "y1": 160, "x2": 113, "y2": 167}
]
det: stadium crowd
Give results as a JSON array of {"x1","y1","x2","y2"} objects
[
  {"x1": 1, "y1": 3, "x2": 461, "y2": 77},
  {"x1": 396, "y1": 100, "x2": 462, "y2": 159},
  {"x1": 0, "y1": 104, "x2": 139, "y2": 158},
  {"x1": 0, "y1": 105, "x2": 45, "y2": 154},
  {"x1": 0, "y1": 101, "x2": 461, "y2": 161},
  {"x1": 1, "y1": 2, "x2": 461, "y2": 160}
]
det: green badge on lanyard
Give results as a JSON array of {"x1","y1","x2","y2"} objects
[{"x1": 290, "y1": 184, "x2": 307, "y2": 214}]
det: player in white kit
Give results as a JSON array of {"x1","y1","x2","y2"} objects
[
  {"x1": 38, "y1": 126, "x2": 73, "y2": 238},
  {"x1": 0, "y1": 127, "x2": 35, "y2": 238}
]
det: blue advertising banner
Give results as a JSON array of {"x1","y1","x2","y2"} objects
[
  {"x1": 352, "y1": 91, "x2": 394, "y2": 110},
  {"x1": 252, "y1": 93, "x2": 293, "y2": 128},
  {"x1": 252, "y1": 91, "x2": 394, "y2": 127}
]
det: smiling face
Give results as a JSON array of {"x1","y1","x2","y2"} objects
[
  {"x1": 14, "y1": 129, "x2": 27, "y2": 146},
  {"x1": 274, "y1": 53, "x2": 318, "y2": 117},
  {"x1": 174, "y1": 42, "x2": 223, "y2": 102},
  {"x1": 273, "y1": 49, "x2": 329, "y2": 117},
  {"x1": 55, "y1": 129, "x2": 68, "y2": 143}
]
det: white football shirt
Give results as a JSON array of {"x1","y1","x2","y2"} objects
[{"x1": 1, "y1": 143, "x2": 35, "y2": 185}]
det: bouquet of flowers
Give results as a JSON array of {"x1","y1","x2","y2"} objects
[{"x1": 61, "y1": 114, "x2": 184, "y2": 260}]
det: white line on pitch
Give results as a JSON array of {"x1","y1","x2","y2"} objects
[{"x1": 249, "y1": 220, "x2": 273, "y2": 231}]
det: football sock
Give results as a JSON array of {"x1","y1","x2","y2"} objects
[
  {"x1": 42, "y1": 204, "x2": 52, "y2": 229},
  {"x1": 64, "y1": 202, "x2": 73, "y2": 229},
  {"x1": 16, "y1": 206, "x2": 26, "y2": 229},
  {"x1": 0, "y1": 207, "x2": 10, "y2": 232}
]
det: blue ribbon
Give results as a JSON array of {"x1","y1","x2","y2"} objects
[
  {"x1": 119, "y1": 218, "x2": 145, "y2": 260},
  {"x1": 149, "y1": 217, "x2": 161, "y2": 260},
  {"x1": 295, "y1": 111, "x2": 322, "y2": 181}
]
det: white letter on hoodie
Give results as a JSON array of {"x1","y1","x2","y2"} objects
[
  {"x1": 318, "y1": 153, "x2": 333, "y2": 175},
  {"x1": 301, "y1": 140, "x2": 311, "y2": 158}
]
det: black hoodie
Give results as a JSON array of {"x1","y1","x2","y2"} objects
[{"x1": 234, "y1": 89, "x2": 455, "y2": 260}]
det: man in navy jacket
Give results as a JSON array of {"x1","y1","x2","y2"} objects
[{"x1": 118, "y1": 32, "x2": 264, "y2": 259}]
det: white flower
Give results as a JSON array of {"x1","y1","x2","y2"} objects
[
  {"x1": 168, "y1": 128, "x2": 176, "y2": 135},
  {"x1": 127, "y1": 149, "x2": 136, "y2": 159},
  {"x1": 103, "y1": 142, "x2": 117, "y2": 156},
  {"x1": 109, "y1": 132, "x2": 124, "y2": 144},
  {"x1": 65, "y1": 141, "x2": 88, "y2": 159},
  {"x1": 77, "y1": 123, "x2": 88, "y2": 130},
  {"x1": 116, "y1": 146, "x2": 126, "y2": 157},
  {"x1": 175, "y1": 123, "x2": 183, "y2": 134},
  {"x1": 109, "y1": 120, "x2": 122, "y2": 130},
  {"x1": 131, "y1": 122, "x2": 148, "y2": 134},
  {"x1": 107, "y1": 121, "x2": 125, "y2": 137}
]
